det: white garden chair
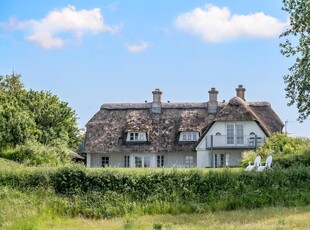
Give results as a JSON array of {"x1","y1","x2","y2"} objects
[
  {"x1": 245, "y1": 155, "x2": 261, "y2": 171},
  {"x1": 257, "y1": 156, "x2": 273, "y2": 171}
]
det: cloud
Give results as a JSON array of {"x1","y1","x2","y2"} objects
[
  {"x1": 1, "y1": 5, "x2": 119, "y2": 48},
  {"x1": 175, "y1": 4, "x2": 289, "y2": 42},
  {"x1": 125, "y1": 41, "x2": 150, "y2": 53}
]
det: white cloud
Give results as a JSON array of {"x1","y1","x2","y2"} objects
[
  {"x1": 125, "y1": 41, "x2": 150, "y2": 53},
  {"x1": 175, "y1": 4, "x2": 289, "y2": 42},
  {"x1": 2, "y1": 5, "x2": 119, "y2": 49}
]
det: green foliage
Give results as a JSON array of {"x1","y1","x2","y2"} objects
[
  {"x1": 241, "y1": 150, "x2": 257, "y2": 167},
  {"x1": 0, "y1": 140, "x2": 71, "y2": 166},
  {"x1": 24, "y1": 90, "x2": 79, "y2": 148},
  {"x1": 257, "y1": 133, "x2": 307, "y2": 156},
  {"x1": 280, "y1": 0, "x2": 310, "y2": 121},
  {"x1": 0, "y1": 93, "x2": 35, "y2": 149},
  {"x1": 273, "y1": 149, "x2": 310, "y2": 168},
  {"x1": 0, "y1": 73, "x2": 79, "y2": 151},
  {"x1": 1, "y1": 166, "x2": 310, "y2": 219},
  {"x1": 242, "y1": 133, "x2": 310, "y2": 168}
]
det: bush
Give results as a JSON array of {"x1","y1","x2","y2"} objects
[
  {"x1": 0, "y1": 139, "x2": 71, "y2": 166},
  {"x1": 241, "y1": 150, "x2": 257, "y2": 167},
  {"x1": 258, "y1": 133, "x2": 309, "y2": 156},
  {"x1": 273, "y1": 149, "x2": 310, "y2": 168},
  {"x1": 241, "y1": 133, "x2": 310, "y2": 168},
  {"x1": 0, "y1": 166, "x2": 310, "y2": 218}
]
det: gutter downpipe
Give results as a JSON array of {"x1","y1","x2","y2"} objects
[{"x1": 211, "y1": 135, "x2": 214, "y2": 168}]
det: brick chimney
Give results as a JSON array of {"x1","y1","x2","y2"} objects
[
  {"x1": 208, "y1": 87, "x2": 218, "y2": 113},
  {"x1": 151, "y1": 88, "x2": 162, "y2": 113},
  {"x1": 236, "y1": 85, "x2": 246, "y2": 101}
]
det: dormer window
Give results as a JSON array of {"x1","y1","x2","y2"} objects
[
  {"x1": 179, "y1": 132, "x2": 199, "y2": 141},
  {"x1": 127, "y1": 132, "x2": 147, "y2": 142}
]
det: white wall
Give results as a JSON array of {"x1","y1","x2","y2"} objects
[
  {"x1": 88, "y1": 152, "x2": 197, "y2": 168},
  {"x1": 195, "y1": 121, "x2": 266, "y2": 168},
  {"x1": 207, "y1": 121, "x2": 266, "y2": 137}
]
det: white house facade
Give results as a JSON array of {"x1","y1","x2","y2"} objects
[{"x1": 84, "y1": 86, "x2": 283, "y2": 168}]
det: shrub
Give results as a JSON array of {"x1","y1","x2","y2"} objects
[
  {"x1": 1, "y1": 166, "x2": 310, "y2": 218},
  {"x1": 0, "y1": 139, "x2": 71, "y2": 166},
  {"x1": 258, "y1": 133, "x2": 308, "y2": 156},
  {"x1": 273, "y1": 149, "x2": 310, "y2": 168},
  {"x1": 241, "y1": 150, "x2": 257, "y2": 167}
]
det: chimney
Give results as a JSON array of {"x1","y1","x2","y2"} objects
[
  {"x1": 236, "y1": 85, "x2": 246, "y2": 100},
  {"x1": 208, "y1": 87, "x2": 218, "y2": 113},
  {"x1": 151, "y1": 88, "x2": 162, "y2": 113}
]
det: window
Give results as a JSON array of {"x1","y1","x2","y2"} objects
[
  {"x1": 124, "y1": 155, "x2": 130, "y2": 168},
  {"x1": 215, "y1": 132, "x2": 221, "y2": 136},
  {"x1": 127, "y1": 132, "x2": 147, "y2": 142},
  {"x1": 157, "y1": 155, "x2": 164, "y2": 167},
  {"x1": 214, "y1": 154, "x2": 228, "y2": 168},
  {"x1": 135, "y1": 156, "x2": 142, "y2": 168},
  {"x1": 134, "y1": 156, "x2": 151, "y2": 168},
  {"x1": 102, "y1": 156, "x2": 110, "y2": 167},
  {"x1": 220, "y1": 154, "x2": 225, "y2": 166},
  {"x1": 144, "y1": 156, "x2": 151, "y2": 168},
  {"x1": 179, "y1": 132, "x2": 199, "y2": 141},
  {"x1": 226, "y1": 123, "x2": 244, "y2": 145},
  {"x1": 236, "y1": 124, "x2": 244, "y2": 144},
  {"x1": 227, "y1": 124, "x2": 234, "y2": 145},
  {"x1": 185, "y1": 155, "x2": 194, "y2": 167}
]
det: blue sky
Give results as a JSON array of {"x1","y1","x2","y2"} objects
[{"x1": 1, "y1": 0, "x2": 309, "y2": 137}]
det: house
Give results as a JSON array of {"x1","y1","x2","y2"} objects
[{"x1": 84, "y1": 85, "x2": 283, "y2": 168}]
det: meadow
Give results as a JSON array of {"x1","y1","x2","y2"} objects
[{"x1": 0, "y1": 158, "x2": 310, "y2": 229}]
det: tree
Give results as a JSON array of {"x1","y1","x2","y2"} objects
[
  {"x1": 0, "y1": 73, "x2": 79, "y2": 150},
  {"x1": 0, "y1": 93, "x2": 35, "y2": 149},
  {"x1": 24, "y1": 90, "x2": 79, "y2": 148},
  {"x1": 280, "y1": 0, "x2": 310, "y2": 121}
]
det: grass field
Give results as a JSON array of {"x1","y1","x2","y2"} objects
[
  {"x1": 21, "y1": 206, "x2": 310, "y2": 230},
  {"x1": 1, "y1": 158, "x2": 310, "y2": 229}
]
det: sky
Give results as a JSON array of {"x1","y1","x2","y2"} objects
[{"x1": 0, "y1": 0, "x2": 309, "y2": 137}]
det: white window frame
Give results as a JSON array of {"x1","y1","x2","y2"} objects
[
  {"x1": 184, "y1": 155, "x2": 194, "y2": 168},
  {"x1": 226, "y1": 123, "x2": 244, "y2": 146},
  {"x1": 134, "y1": 155, "x2": 152, "y2": 168},
  {"x1": 226, "y1": 124, "x2": 235, "y2": 145},
  {"x1": 127, "y1": 132, "x2": 147, "y2": 142},
  {"x1": 179, "y1": 132, "x2": 199, "y2": 141},
  {"x1": 236, "y1": 124, "x2": 244, "y2": 145},
  {"x1": 214, "y1": 153, "x2": 230, "y2": 168}
]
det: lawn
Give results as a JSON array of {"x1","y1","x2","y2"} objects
[
  {"x1": 32, "y1": 206, "x2": 310, "y2": 229},
  {"x1": 1, "y1": 157, "x2": 310, "y2": 229}
]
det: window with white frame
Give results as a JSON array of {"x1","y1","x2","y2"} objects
[
  {"x1": 179, "y1": 132, "x2": 199, "y2": 141},
  {"x1": 124, "y1": 155, "x2": 130, "y2": 168},
  {"x1": 226, "y1": 124, "x2": 234, "y2": 144},
  {"x1": 236, "y1": 124, "x2": 244, "y2": 144},
  {"x1": 184, "y1": 155, "x2": 194, "y2": 167},
  {"x1": 102, "y1": 156, "x2": 110, "y2": 167},
  {"x1": 214, "y1": 153, "x2": 230, "y2": 168},
  {"x1": 134, "y1": 156, "x2": 151, "y2": 168},
  {"x1": 126, "y1": 132, "x2": 147, "y2": 142},
  {"x1": 157, "y1": 155, "x2": 164, "y2": 167},
  {"x1": 226, "y1": 123, "x2": 244, "y2": 145}
]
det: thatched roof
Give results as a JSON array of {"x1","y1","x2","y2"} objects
[
  {"x1": 84, "y1": 96, "x2": 283, "y2": 154},
  {"x1": 85, "y1": 102, "x2": 219, "y2": 153},
  {"x1": 197, "y1": 97, "x2": 284, "y2": 144}
]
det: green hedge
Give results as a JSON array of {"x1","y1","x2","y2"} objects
[
  {"x1": 273, "y1": 150, "x2": 310, "y2": 168},
  {"x1": 1, "y1": 166, "x2": 309, "y2": 218}
]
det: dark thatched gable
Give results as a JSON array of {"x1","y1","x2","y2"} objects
[{"x1": 84, "y1": 91, "x2": 284, "y2": 154}]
